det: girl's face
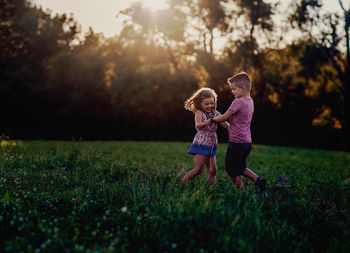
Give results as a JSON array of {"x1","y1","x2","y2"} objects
[
  {"x1": 200, "y1": 97, "x2": 215, "y2": 113},
  {"x1": 230, "y1": 83, "x2": 245, "y2": 98}
]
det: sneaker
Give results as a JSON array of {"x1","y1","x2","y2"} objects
[{"x1": 255, "y1": 176, "x2": 266, "y2": 195}]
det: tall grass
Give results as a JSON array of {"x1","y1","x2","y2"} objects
[{"x1": 0, "y1": 141, "x2": 349, "y2": 252}]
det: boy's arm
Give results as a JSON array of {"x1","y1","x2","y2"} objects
[
  {"x1": 215, "y1": 111, "x2": 230, "y2": 129},
  {"x1": 195, "y1": 111, "x2": 211, "y2": 128},
  {"x1": 212, "y1": 109, "x2": 232, "y2": 123}
]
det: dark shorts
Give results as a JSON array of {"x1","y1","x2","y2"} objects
[{"x1": 225, "y1": 142, "x2": 252, "y2": 177}]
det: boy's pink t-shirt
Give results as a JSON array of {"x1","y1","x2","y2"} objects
[{"x1": 228, "y1": 97, "x2": 254, "y2": 143}]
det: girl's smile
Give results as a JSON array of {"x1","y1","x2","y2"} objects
[{"x1": 201, "y1": 97, "x2": 215, "y2": 113}]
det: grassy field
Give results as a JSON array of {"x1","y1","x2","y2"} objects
[{"x1": 0, "y1": 140, "x2": 349, "y2": 252}]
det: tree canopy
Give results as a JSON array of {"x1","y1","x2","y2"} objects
[{"x1": 0, "y1": 0, "x2": 348, "y2": 149}]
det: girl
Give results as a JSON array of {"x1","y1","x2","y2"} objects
[{"x1": 182, "y1": 88, "x2": 229, "y2": 184}]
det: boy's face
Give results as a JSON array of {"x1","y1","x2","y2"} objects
[
  {"x1": 230, "y1": 83, "x2": 245, "y2": 98},
  {"x1": 200, "y1": 97, "x2": 215, "y2": 113}
]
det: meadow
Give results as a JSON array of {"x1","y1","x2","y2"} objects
[{"x1": 0, "y1": 140, "x2": 349, "y2": 252}]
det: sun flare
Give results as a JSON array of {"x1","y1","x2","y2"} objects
[{"x1": 143, "y1": 0, "x2": 168, "y2": 10}]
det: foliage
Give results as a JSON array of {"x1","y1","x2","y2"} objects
[
  {"x1": 0, "y1": 0, "x2": 80, "y2": 138},
  {"x1": 0, "y1": 0, "x2": 348, "y2": 148},
  {"x1": 289, "y1": 0, "x2": 350, "y2": 140},
  {"x1": 0, "y1": 141, "x2": 349, "y2": 252},
  {"x1": 289, "y1": 0, "x2": 322, "y2": 30}
]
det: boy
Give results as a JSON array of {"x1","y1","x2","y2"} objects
[{"x1": 212, "y1": 72, "x2": 266, "y2": 194}]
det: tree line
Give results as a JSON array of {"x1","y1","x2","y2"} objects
[{"x1": 0, "y1": 0, "x2": 349, "y2": 149}]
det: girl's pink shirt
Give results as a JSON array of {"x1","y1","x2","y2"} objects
[{"x1": 228, "y1": 97, "x2": 254, "y2": 143}]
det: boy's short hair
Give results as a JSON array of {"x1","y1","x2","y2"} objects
[{"x1": 227, "y1": 72, "x2": 251, "y2": 91}]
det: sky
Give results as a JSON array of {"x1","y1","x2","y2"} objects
[
  {"x1": 30, "y1": 0, "x2": 346, "y2": 38},
  {"x1": 30, "y1": 0, "x2": 169, "y2": 37}
]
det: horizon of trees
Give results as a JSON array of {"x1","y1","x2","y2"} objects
[{"x1": 0, "y1": 0, "x2": 349, "y2": 150}]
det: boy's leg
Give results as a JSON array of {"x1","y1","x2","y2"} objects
[
  {"x1": 255, "y1": 176, "x2": 267, "y2": 194},
  {"x1": 230, "y1": 175, "x2": 244, "y2": 189},
  {"x1": 206, "y1": 156, "x2": 217, "y2": 183},
  {"x1": 241, "y1": 168, "x2": 258, "y2": 182},
  {"x1": 225, "y1": 143, "x2": 246, "y2": 188},
  {"x1": 182, "y1": 154, "x2": 208, "y2": 184},
  {"x1": 241, "y1": 168, "x2": 266, "y2": 194}
]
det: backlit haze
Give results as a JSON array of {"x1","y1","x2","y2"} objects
[
  {"x1": 30, "y1": 0, "x2": 169, "y2": 37},
  {"x1": 30, "y1": 0, "x2": 344, "y2": 38}
]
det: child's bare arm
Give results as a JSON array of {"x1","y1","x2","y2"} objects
[
  {"x1": 194, "y1": 111, "x2": 211, "y2": 128},
  {"x1": 221, "y1": 121, "x2": 230, "y2": 129},
  {"x1": 213, "y1": 110, "x2": 232, "y2": 122},
  {"x1": 215, "y1": 111, "x2": 230, "y2": 129}
]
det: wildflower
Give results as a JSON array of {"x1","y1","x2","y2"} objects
[{"x1": 121, "y1": 207, "x2": 127, "y2": 213}]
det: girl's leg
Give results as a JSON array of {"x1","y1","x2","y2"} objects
[
  {"x1": 230, "y1": 175, "x2": 244, "y2": 189},
  {"x1": 206, "y1": 156, "x2": 217, "y2": 183},
  {"x1": 241, "y1": 168, "x2": 258, "y2": 182},
  {"x1": 182, "y1": 154, "x2": 208, "y2": 184}
]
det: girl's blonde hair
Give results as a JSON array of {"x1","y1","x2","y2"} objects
[{"x1": 184, "y1": 87, "x2": 217, "y2": 112}]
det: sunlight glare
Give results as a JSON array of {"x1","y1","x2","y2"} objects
[{"x1": 143, "y1": 0, "x2": 168, "y2": 10}]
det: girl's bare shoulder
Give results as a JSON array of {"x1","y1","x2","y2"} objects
[{"x1": 195, "y1": 110, "x2": 204, "y2": 115}]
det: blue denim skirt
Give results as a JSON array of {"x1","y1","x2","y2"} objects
[{"x1": 188, "y1": 144, "x2": 217, "y2": 157}]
